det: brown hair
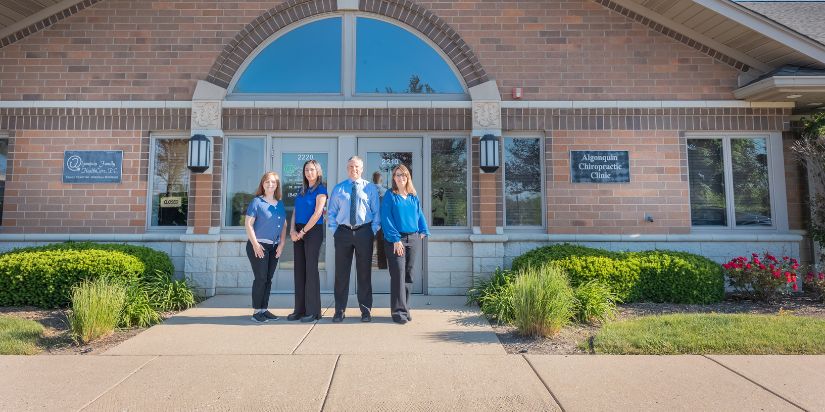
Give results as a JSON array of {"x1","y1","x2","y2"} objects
[
  {"x1": 254, "y1": 171, "x2": 282, "y2": 200},
  {"x1": 301, "y1": 159, "x2": 324, "y2": 195},
  {"x1": 390, "y1": 165, "x2": 416, "y2": 196}
]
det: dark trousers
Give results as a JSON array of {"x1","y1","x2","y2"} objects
[
  {"x1": 334, "y1": 225, "x2": 374, "y2": 314},
  {"x1": 293, "y1": 224, "x2": 323, "y2": 317},
  {"x1": 246, "y1": 241, "x2": 279, "y2": 310},
  {"x1": 384, "y1": 234, "x2": 420, "y2": 319},
  {"x1": 375, "y1": 229, "x2": 388, "y2": 269}
]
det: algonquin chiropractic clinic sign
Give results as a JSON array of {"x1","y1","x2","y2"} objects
[{"x1": 570, "y1": 150, "x2": 630, "y2": 183}]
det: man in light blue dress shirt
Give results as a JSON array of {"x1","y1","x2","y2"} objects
[{"x1": 328, "y1": 156, "x2": 381, "y2": 323}]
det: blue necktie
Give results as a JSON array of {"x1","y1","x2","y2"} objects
[{"x1": 350, "y1": 182, "x2": 358, "y2": 226}]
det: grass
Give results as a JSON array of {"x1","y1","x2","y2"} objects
[
  {"x1": 69, "y1": 278, "x2": 126, "y2": 344},
  {"x1": 591, "y1": 313, "x2": 825, "y2": 354},
  {"x1": 512, "y1": 265, "x2": 575, "y2": 337},
  {"x1": 0, "y1": 316, "x2": 44, "y2": 355}
]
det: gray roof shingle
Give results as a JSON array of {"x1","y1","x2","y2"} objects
[{"x1": 738, "y1": 1, "x2": 825, "y2": 44}]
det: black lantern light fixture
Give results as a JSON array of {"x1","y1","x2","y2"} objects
[
  {"x1": 187, "y1": 134, "x2": 211, "y2": 173},
  {"x1": 479, "y1": 133, "x2": 500, "y2": 173}
]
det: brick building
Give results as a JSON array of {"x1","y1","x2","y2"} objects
[{"x1": 0, "y1": 0, "x2": 823, "y2": 296}]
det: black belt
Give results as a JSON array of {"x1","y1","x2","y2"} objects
[
  {"x1": 399, "y1": 232, "x2": 414, "y2": 237},
  {"x1": 341, "y1": 222, "x2": 371, "y2": 230}
]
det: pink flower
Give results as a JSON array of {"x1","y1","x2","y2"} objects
[
  {"x1": 793, "y1": 283, "x2": 799, "y2": 291},
  {"x1": 819, "y1": 273, "x2": 825, "y2": 281}
]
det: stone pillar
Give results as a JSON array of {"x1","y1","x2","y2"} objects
[
  {"x1": 184, "y1": 237, "x2": 219, "y2": 297},
  {"x1": 471, "y1": 234, "x2": 506, "y2": 281}
]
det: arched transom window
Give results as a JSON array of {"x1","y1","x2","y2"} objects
[{"x1": 230, "y1": 14, "x2": 467, "y2": 99}]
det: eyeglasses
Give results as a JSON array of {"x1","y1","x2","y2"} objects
[{"x1": 393, "y1": 173, "x2": 407, "y2": 177}]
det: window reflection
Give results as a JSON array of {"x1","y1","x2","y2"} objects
[
  {"x1": 356, "y1": 17, "x2": 463, "y2": 94},
  {"x1": 732, "y1": 138, "x2": 772, "y2": 226},
  {"x1": 504, "y1": 138, "x2": 542, "y2": 226},
  {"x1": 225, "y1": 138, "x2": 265, "y2": 226},
  {"x1": 687, "y1": 139, "x2": 727, "y2": 226},
  {"x1": 234, "y1": 18, "x2": 342, "y2": 94},
  {"x1": 279, "y1": 152, "x2": 328, "y2": 269},
  {"x1": 431, "y1": 138, "x2": 467, "y2": 226},
  {"x1": 151, "y1": 139, "x2": 189, "y2": 227}
]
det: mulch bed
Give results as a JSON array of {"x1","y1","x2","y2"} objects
[
  {"x1": 0, "y1": 307, "x2": 171, "y2": 355},
  {"x1": 493, "y1": 293, "x2": 825, "y2": 355}
]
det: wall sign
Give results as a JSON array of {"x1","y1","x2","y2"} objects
[
  {"x1": 63, "y1": 150, "x2": 123, "y2": 183},
  {"x1": 159, "y1": 197, "x2": 182, "y2": 208},
  {"x1": 570, "y1": 150, "x2": 630, "y2": 183}
]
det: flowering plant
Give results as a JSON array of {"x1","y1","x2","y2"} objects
[
  {"x1": 804, "y1": 265, "x2": 825, "y2": 302},
  {"x1": 722, "y1": 252, "x2": 799, "y2": 301}
]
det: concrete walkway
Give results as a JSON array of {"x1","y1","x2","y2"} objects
[{"x1": 2, "y1": 295, "x2": 824, "y2": 411}]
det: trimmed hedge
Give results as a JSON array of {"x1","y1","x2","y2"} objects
[
  {"x1": 8, "y1": 242, "x2": 174, "y2": 279},
  {"x1": 0, "y1": 249, "x2": 143, "y2": 308},
  {"x1": 512, "y1": 244, "x2": 724, "y2": 304}
]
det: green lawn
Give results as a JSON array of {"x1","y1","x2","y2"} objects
[
  {"x1": 0, "y1": 316, "x2": 44, "y2": 355},
  {"x1": 591, "y1": 314, "x2": 825, "y2": 355}
]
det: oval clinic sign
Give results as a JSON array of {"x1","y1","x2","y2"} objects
[{"x1": 570, "y1": 150, "x2": 630, "y2": 183}]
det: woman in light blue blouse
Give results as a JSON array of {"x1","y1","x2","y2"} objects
[
  {"x1": 244, "y1": 171, "x2": 287, "y2": 323},
  {"x1": 380, "y1": 164, "x2": 430, "y2": 324}
]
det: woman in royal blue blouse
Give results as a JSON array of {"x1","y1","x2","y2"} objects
[
  {"x1": 288, "y1": 160, "x2": 328, "y2": 322},
  {"x1": 380, "y1": 164, "x2": 430, "y2": 324},
  {"x1": 244, "y1": 171, "x2": 287, "y2": 323}
]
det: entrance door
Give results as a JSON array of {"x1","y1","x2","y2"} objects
[
  {"x1": 271, "y1": 138, "x2": 337, "y2": 293},
  {"x1": 358, "y1": 138, "x2": 424, "y2": 294}
]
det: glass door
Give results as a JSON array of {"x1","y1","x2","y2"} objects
[
  {"x1": 271, "y1": 138, "x2": 337, "y2": 293},
  {"x1": 358, "y1": 138, "x2": 424, "y2": 294}
]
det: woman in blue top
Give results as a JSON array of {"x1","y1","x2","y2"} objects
[
  {"x1": 380, "y1": 164, "x2": 430, "y2": 324},
  {"x1": 244, "y1": 171, "x2": 287, "y2": 323},
  {"x1": 288, "y1": 160, "x2": 328, "y2": 322}
]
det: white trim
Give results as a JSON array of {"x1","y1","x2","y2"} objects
[
  {"x1": 696, "y1": 0, "x2": 825, "y2": 66},
  {"x1": 734, "y1": 76, "x2": 825, "y2": 100},
  {"x1": 0, "y1": 100, "x2": 794, "y2": 109}
]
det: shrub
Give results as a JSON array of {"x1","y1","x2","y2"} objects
[
  {"x1": 69, "y1": 278, "x2": 126, "y2": 344},
  {"x1": 143, "y1": 270, "x2": 196, "y2": 312},
  {"x1": 120, "y1": 282, "x2": 162, "y2": 328},
  {"x1": 8, "y1": 242, "x2": 174, "y2": 279},
  {"x1": 804, "y1": 266, "x2": 825, "y2": 302},
  {"x1": 510, "y1": 244, "x2": 724, "y2": 304},
  {"x1": 723, "y1": 253, "x2": 800, "y2": 302},
  {"x1": 511, "y1": 265, "x2": 575, "y2": 337},
  {"x1": 466, "y1": 268, "x2": 516, "y2": 323},
  {"x1": 0, "y1": 249, "x2": 143, "y2": 308},
  {"x1": 573, "y1": 281, "x2": 617, "y2": 324}
]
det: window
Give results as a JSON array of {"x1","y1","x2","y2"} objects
[
  {"x1": 225, "y1": 138, "x2": 266, "y2": 226},
  {"x1": 234, "y1": 17, "x2": 342, "y2": 94},
  {"x1": 687, "y1": 136, "x2": 775, "y2": 228},
  {"x1": 355, "y1": 18, "x2": 464, "y2": 95},
  {"x1": 504, "y1": 137, "x2": 542, "y2": 227},
  {"x1": 431, "y1": 138, "x2": 468, "y2": 226},
  {"x1": 149, "y1": 138, "x2": 189, "y2": 227},
  {"x1": 230, "y1": 14, "x2": 466, "y2": 98},
  {"x1": 0, "y1": 137, "x2": 7, "y2": 224}
]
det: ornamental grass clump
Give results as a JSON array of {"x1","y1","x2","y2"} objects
[
  {"x1": 511, "y1": 265, "x2": 575, "y2": 337},
  {"x1": 573, "y1": 281, "x2": 618, "y2": 324},
  {"x1": 466, "y1": 268, "x2": 516, "y2": 323},
  {"x1": 723, "y1": 252, "x2": 800, "y2": 302},
  {"x1": 69, "y1": 278, "x2": 126, "y2": 344}
]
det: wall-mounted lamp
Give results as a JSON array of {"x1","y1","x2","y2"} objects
[
  {"x1": 187, "y1": 134, "x2": 211, "y2": 173},
  {"x1": 480, "y1": 134, "x2": 500, "y2": 173},
  {"x1": 512, "y1": 87, "x2": 523, "y2": 100}
]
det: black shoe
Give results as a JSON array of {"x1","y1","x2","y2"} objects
[
  {"x1": 392, "y1": 315, "x2": 407, "y2": 324},
  {"x1": 251, "y1": 313, "x2": 268, "y2": 323},
  {"x1": 286, "y1": 313, "x2": 303, "y2": 321},
  {"x1": 332, "y1": 311, "x2": 345, "y2": 323},
  {"x1": 361, "y1": 312, "x2": 372, "y2": 323},
  {"x1": 300, "y1": 314, "x2": 321, "y2": 323},
  {"x1": 406, "y1": 313, "x2": 412, "y2": 322},
  {"x1": 262, "y1": 311, "x2": 279, "y2": 321}
]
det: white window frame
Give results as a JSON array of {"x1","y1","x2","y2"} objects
[
  {"x1": 146, "y1": 133, "x2": 190, "y2": 231},
  {"x1": 502, "y1": 134, "x2": 546, "y2": 230},
  {"x1": 425, "y1": 134, "x2": 472, "y2": 230},
  {"x1": 221, "y1": 135, "x2": 268, "y2": 229},
  {"x1": 226, "y1": 12, "x2": 469, "y2": 101},
  {"x1": 685, "y1": 132, "x2": 789, "y2": 232}
]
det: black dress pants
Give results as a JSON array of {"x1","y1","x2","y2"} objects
[
  {"x1": 246, "y1": 241, "x2": 279, "y2": 310},
  {"x1": 384, "y1": 234, "x2": 420, "y2": 319},
  {"x1": 334, "y1": 225, "x2": 374, "y2": 314},
  {"x1": 293, "y1": 224, "x2": 323, "y2": 317}
]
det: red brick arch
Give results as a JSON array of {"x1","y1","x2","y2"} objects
[{"x1": 205, "y1": 0, "x2": 489, "y2": 91}]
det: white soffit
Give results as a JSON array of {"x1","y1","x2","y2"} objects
[{"x1": 734, "y1": 76, "x2": 825, "y2": 104}]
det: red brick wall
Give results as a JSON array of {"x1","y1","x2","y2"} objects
[
  {"x1": 547, "y1": 130, "x2": 690, "y2": 234},
  {"x1": 1, "y1": 130, "x2": 148, "y2": 234},
  {"x1": 0, "y1": 0, "x2": 740, "y2": 101}
]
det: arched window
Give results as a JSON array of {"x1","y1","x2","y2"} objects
[{"x1": 230, "y1": 14, "x2": 466, "y2": 98}]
